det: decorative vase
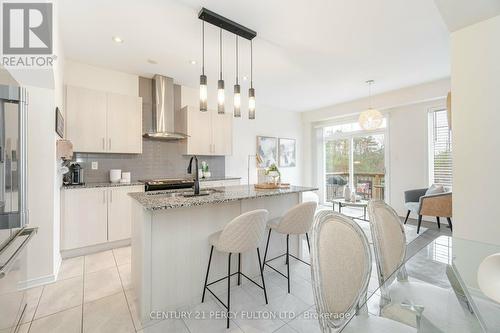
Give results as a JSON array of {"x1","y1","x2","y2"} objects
[{"x1": 344, "y1": 185, "x2": 351, "y2": 201}]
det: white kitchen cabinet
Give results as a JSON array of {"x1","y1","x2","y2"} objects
[
  {"x1": 179, "y1": 106, "x2": 232, "y2": 156},
  {"x1": 107, "y1": 94, "x2": 143, "y2": 153},
  {"x1": 66, "y1": 86, "x2": 107, "y2": 152},
  {"x1": 107, "y1": 185, "x2": 144, "y2": 242},
  {"x1": 61, "y1": 185, "x2": 144, "y2": 250},
  {"x1": 212, "y1": 112, "x2": 233, "y2": 155},
  {"x1": 185, "y1": 106, "x2": 212, "y2": 155},
  {"x1": 65, "y1": 85, "x2": 142, "y2": 154},
  {"x1": 61, "y1": 187, "x2": 108, "y2": 250}
]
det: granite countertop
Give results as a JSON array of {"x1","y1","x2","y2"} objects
[
  {"x1": 62, "y1": 181, "x2": 144, "y2": 189},
  {"x1": 129, "y1": 185, "x2": 318, "y2": 211}
]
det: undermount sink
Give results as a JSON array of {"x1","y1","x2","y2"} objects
[
  {"x1": 181, "y1": 191, "x2": 211, "y2": 197},
  {"x1": 146, "y1": 188, "x2": 220, "y2": 197}
]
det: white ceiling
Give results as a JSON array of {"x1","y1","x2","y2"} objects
[
  {"x1": 59, "y1": 0, "x2": 450, "y2": 112},
  {"x1": 434, "y1": 0, "x2": 500, "y2": 32}
]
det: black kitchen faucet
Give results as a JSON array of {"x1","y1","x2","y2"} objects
[{"x1": 187, "y1": 155, "x2": 200, "y2": 195}]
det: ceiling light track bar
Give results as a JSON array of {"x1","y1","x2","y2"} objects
[{"x1": 198, "y1": 7, "x2": 257, "y2": 40}]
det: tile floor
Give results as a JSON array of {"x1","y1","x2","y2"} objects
[{"x1": 19, "y1": 208, "x2": 447, "y2": 333}]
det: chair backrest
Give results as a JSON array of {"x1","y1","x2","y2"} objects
[
  {"x1": 368, "y1": 200, "x2": 407, "y2": 285},
  {"x1": 310, "y1": 210, "x2": 372, "y2": 332},
  {"x1": 217, "y1": 209, "x2": 269, "y2": 253},
  {"x1": 276, "y1": 201, "x2": 317, "y2": 235}
]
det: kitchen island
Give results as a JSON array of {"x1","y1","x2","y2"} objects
[{"x1": 129, "y1": 185, "x2": 317, "y2": 323}]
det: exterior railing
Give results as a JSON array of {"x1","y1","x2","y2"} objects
[{"x1": 325, "y1": 172, "x2": 385, "y2": 202}]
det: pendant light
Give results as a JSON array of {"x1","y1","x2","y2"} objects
[
  {"x1": 217, "y1": 28, "x2": 225, "y2": 114},
  {"x1": 233, "y1": 36, "x2": 241, "y2": 117},
  {"x1": 359, "y1": 80, "x2": 382, "y2": 130},
  {"x1": 199, "y1": 21, "x2": 208, "y2": 112},
  {"x1": 248, "y1": 40, "x2": 256, "y2": 119}
]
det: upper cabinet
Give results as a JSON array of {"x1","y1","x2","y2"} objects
[
  {"x1": 66, "y1": 85, "x2": 142, "y2": 154},
  {"x1": 178, "y1": 106, "x2": 232, "y2": 156},
  {"x1": 66, "y1": 86, "x2": 107, "y2": 152},
  {"x1": 107, "y1": 93, "x2": 142, "y2": 153}
]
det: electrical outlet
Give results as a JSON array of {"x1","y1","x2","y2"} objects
[{"x1": 91, "y1": 161, "x2": 98, "y2": 170}]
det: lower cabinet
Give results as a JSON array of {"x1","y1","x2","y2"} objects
[{"x1": 61, "y1": 185, "x2": 144, "y2": 250}]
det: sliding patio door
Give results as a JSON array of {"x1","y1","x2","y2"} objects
[{"x1": 322, "y1": 120, "x2": 386, "y2": 204}]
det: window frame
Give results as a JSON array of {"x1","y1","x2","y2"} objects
[{"x1": 427, "y1": 106, "x2": 452, "y2": 188}]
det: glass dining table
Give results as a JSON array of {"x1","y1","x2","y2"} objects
[{"x1": 341, "y1": 236, "x2": 500, "y2": 332}]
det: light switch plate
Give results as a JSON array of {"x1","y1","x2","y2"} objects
[{"x1": 91, "y1": 161, "x2": 98, "y2": 170}]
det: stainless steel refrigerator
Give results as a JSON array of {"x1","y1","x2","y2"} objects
[{"x1": 0, "y1": 84, "x2": 36, "y2": 332}]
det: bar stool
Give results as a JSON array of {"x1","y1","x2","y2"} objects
[
  {"x1": 262, "y1": 201, "x2": 317, "y2": 293},
  {"x1": 201, "y1": 209, "x2": 269, "y2": 329}
]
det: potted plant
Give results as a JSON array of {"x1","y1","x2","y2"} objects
[{"x1": 266, "y1": 164, "x2": 281, "y2": 185}]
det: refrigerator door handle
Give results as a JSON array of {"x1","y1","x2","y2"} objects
[{"x1": 0, "y1": 227, "x2": 37, "y2": 279}]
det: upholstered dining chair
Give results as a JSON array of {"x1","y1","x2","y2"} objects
[
  {"x1": 368, "y1": 200, "x2": 479, "y2": 333},
  {"x1": 404, "y1": 186, "x2": 452, "y2": 234},
  {"x1": 310, "y1": 210, "x2": 416, "y2": 333}
]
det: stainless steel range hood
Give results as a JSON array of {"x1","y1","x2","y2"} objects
[{"x1": 143, "y1": 75, "x2": 188, "y2": 140}]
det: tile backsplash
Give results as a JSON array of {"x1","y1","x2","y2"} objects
[{"x1": 74, "y1": 140, "x2": 225, "y2": 183}]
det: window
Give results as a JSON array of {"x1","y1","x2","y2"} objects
[
  {"x1": 428, "y1": 109, "x2": 452, "y2": 187},
  {"x1": 322, "y1": 119, "x2": 387, "y2": 203}
]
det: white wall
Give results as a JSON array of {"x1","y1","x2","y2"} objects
[
  {"x1": 64, "y1": 60, "x2": 138, "y2": 96},
  {"x1": 26, "y1": 86, "x2": 59, "y2": 286},
  {"x1": 181, "y1": 86, "x2": 303, "y2": 185},
  {"x1": 388, "y1": 100, "x2": 446, "y2": 218},
  {"x1": 451, "y1": 15, "x2": 500, "y2": 245}
]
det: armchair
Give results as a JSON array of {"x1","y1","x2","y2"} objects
[{"x1": 404, "y1": 187, "x2": 452, "y2": 234}]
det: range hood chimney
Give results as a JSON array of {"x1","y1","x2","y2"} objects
[{"x1": 143, "y1": 75, "x2": 188, "y2": 140}]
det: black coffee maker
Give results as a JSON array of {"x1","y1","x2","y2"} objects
[{"x1": 69, "y1": 163, "x2": 84, "y2": 185}]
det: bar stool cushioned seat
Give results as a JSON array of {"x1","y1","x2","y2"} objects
[
  {"x1": 262, "y1": 201, "x2": 317, "y2": 293},
  {"x1": 202, "y1": 209, "x2": 269, "y2": 329}
]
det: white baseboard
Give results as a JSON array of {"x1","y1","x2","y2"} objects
[
  {"x1": 19, "y1": 273, "x2": 57, "y2": 290},
  {"x1": 60, "y1": 239, "x2": 131, "y2": 259}
]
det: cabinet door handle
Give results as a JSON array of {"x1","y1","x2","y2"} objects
[
  {"x1": 103, "y1": 191, "x2": 106, "y2": 204},
  {"x1": 102, "y1": 138, "x2": 105, "y2": 150},
  {"x1": 110, "y1": 190, "x2": 113, "y2": 203}
]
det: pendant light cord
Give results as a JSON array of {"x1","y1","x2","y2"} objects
[
  {"x1": 202, "y1": 21, "x2": 205, "y2": 75},
  {"x1": 250, "y1": 40, "x2": 253, "y2": 88},
  {"x1": 219, "y1": 28, "x2": 223, "y2": 80},
  {"x1": 235, "y1": 36, "x2": 239, "y2": 84}
]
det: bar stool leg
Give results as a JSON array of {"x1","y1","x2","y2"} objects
[
  {"x1": 227, "y1": 253, "x2": 232, "y2": 329},
  {"x1": 305, "y1": 233, "x2": 311, "y2": 253},
  {"x1": 237, "y1": 253, "x2": 241, "y2": 286},
  {"x1": 286, "y1": 234, "x2": 290, "y2": 293},
  {"x1": 257, "y1": 248, "x2": 268, "y2": 304},
  {"x1": 262, "y1": 229, "x2": 272, "y2": 270},
  {"x1": 201, "y1": 246, "x2": 214, "y2": 303}
]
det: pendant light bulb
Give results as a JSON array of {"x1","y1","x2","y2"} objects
[
  {"x1": 248, "y1": 87, "x2": 255, "y2": 119},
  {"x1": 248, "y1": 40, "x2": 256, "y2": 119},
  {"x1": 234, "y1": 84, "x2": 241, "y2": 117},
  {"x1": 199, "y1": 22, "x2": 208, "y2": 112},
  {"x1": 200, "y1": 75, "x2": 207, "y2": 111},
  {"x1": 217, "y1": 79, "x2": 225, "y2": 113},
  {"x1": 359, "y1": 80, "x2": 383, "y2": 130},
  {"x1": 233, "y1": 36, "x2": 241, "y2": 117},
  {"x1": 217, "y1": 28, "x2": 225, "y2": 114}
]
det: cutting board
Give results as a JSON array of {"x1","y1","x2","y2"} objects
[{"x1": 254, "y1": 183, "x2": 290, "y2": 190}]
